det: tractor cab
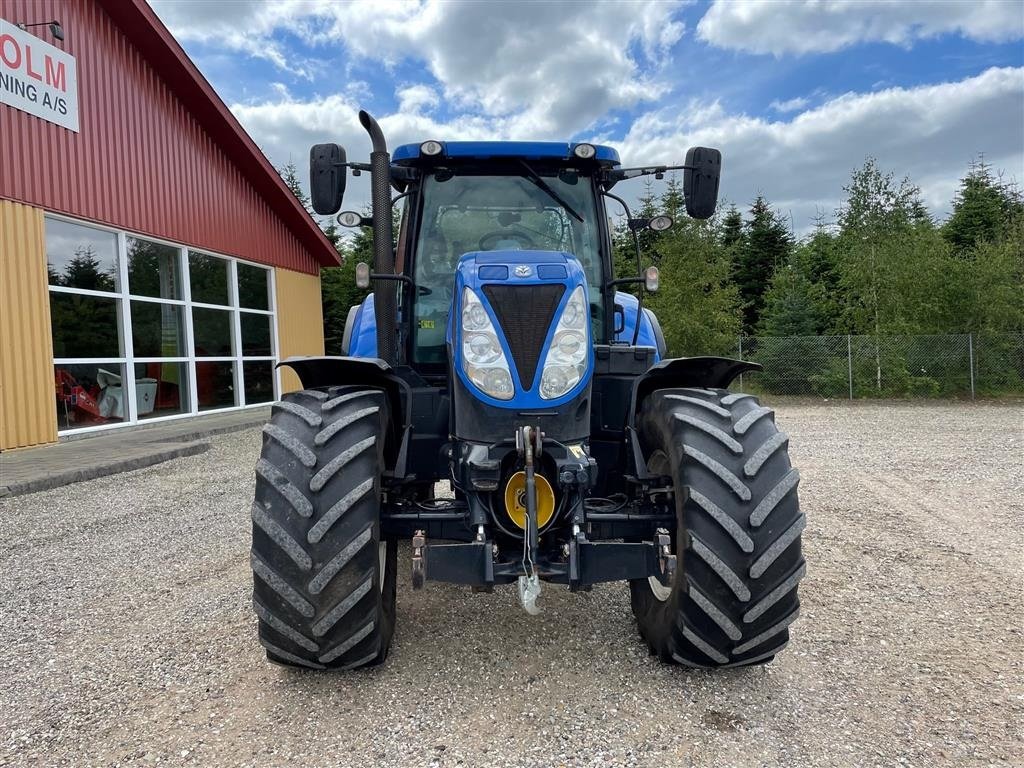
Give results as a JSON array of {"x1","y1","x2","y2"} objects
[{"x1": 392, "y1": 142, "x2": 615, "y2": 366}]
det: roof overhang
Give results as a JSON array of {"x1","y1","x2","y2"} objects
[{"x1": 97, "y1": 0, "x2": 340, "y2": 268}]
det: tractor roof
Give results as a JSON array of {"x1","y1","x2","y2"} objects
[{"x1": 391, "y1": 141, "x2": 620, "y2": 167}]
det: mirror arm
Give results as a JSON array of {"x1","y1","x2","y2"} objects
[
  {"x1": 334, "y1": 163, "x2": 417, "y2": 184},
  {"x1": 368, "y1": 273, "x2": 414, "y2": 288},
  {"x1": 605, "y1": 164, "x2": 695, "y2": 185},
  {"x1": 601, "y1": 190, "x2": 646, "y2": 347},
  {"x1": 605, "y1": 276, "x2": 644, "y2": 289}
]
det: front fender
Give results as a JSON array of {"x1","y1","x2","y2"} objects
[
  {"x1": 624, "y1": 355, "x2": 762, "y2": 480},
  {"x1": 277, "y1": 356, "x2": 411, "y2": 473},
  {"x1": 631, "y1": 356, "x2": 761, "y2": 409}
]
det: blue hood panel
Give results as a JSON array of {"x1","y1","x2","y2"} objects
[{"x1": 448, "y1": 250, "x2": 593, "y2": 409}]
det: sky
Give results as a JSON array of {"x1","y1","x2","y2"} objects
[{"x1": 148, "y1": 0, "x2": 1024, "y2": 235}]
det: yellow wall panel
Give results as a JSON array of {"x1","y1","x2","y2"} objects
[
  {"x1": 0, "y1": 200, "x2": 58, "y2": 450},
  {"x1": 274, "y1": 268, "x2": 325, "y2": 394}
]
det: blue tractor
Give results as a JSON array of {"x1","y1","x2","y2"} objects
[{"x1": 250, "y1": 111, "x2": 805, "y2": 670}]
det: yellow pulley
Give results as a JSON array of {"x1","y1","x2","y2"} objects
[{"x1": 503, "y1": 470, "x2": 556, "y2": 530}]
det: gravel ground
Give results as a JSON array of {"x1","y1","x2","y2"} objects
[{"x1": 1, "y1": 401, "x2": 1022, "y2": 767}]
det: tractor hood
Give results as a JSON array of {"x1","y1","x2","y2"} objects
[{"x1": 447, "y1": 250, "x2": 593, "y2": 409}]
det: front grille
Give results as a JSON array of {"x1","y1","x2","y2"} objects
[{"x1": 483, "y1": 283, "x2": 565, "y2": 389}]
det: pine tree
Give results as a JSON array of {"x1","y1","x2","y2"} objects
[
  {"x1": 758, "y1": 264, "x2": 831, "y2": 337},
  {"x1": 943, "y1": 157, "x2": 1024, "y2": 254},
  {"x1": 279, "y1": 162, "x2": 311, "y2": 211},
  {"x1": 719, "y1": 205, "x2": 745, "y2": 250},
  {"x1": 60, "y1": 246, "x2": 117, "y2": 291},
  {"x1": 732, "y1": 195, "x2": 792, "y2": 333}
]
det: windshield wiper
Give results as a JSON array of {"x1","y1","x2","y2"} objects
[{"x1": 516, "y1": 160, "x2": 584, "y2": 223}]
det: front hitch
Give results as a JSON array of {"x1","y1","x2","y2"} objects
[{"x1": 517, "y1": 425, "x2": 543, "y2": 615}]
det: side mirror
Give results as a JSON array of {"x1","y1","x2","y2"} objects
[
  {"x1": 310, "y1": 143, "x2": 347, "y2": 215},
  {"x1": 683, "y1": 147, "x2": 721, "y2": 220}
]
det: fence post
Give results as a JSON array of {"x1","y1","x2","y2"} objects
[
  {"x1": 738, "y1": 336, "x2": 744, "y2": 390},
  {"x1": 847, "y1": 335, "x2": 854, "y2": 400},
  {"x1": 968, "y1": 333, "x2": 975, "y2": 400}
]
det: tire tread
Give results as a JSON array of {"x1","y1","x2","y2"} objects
[
  {"x1": 251, "y1": 386, "x2": 395, "y2": 671},
  {"x1": 631, "y1": 387, "x2": 805, "y2": 668}
]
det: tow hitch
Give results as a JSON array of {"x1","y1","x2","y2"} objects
[{"x1": 516, "y1": 425, "x2": 543, "y2": 615}]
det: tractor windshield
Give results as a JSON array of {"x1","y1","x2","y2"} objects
[{"x1": 413, "y1": 169, "x2": 604, "y2": 363}]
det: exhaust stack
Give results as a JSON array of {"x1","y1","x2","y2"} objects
[{"x1": 358, "y1": 110, "x2": 397, "y2": 366}]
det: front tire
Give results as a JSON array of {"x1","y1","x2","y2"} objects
[
  {"x1": 631, "y1": 388, "x2": 805, "y2": 668},
  {"x1": 251, "y1": 386, "x2": 397, "y2": 670}
]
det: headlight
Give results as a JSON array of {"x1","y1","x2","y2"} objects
[
  {"x1": 460, "y1": 288, "x2": 514, "y2": 400},
  {"x1": 468, "y1": 366, "x2": 514, "y2": 398},
  {"x1": 465, "y1": 333, "x2": 501, "y2": 365},
  {"x1": 554, "y1": 330, "x2": 585, "y2": 361},
  {"x1": 538, "y1": 285, "x2": 590, "y2": 399},
  {"x1": 462, "y1": 301, "x2": 489, "y2": 331},
  {"x1": 540, "y1": 365, "x2": 582, "y2": 399}
]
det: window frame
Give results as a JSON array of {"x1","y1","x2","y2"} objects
[{"x1": 46, "y1": 213, "x2": 281, "y2": 435}]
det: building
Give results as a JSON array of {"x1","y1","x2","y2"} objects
[{"x1": 0, "y1": 0, "x2": 338, "y2": 451}]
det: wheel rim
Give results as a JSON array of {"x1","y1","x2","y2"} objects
[
  {"x1": 378, "y1": 541, "x2": 387, "y2": 593},
  {"x1": 646, "y1": 449, "x2": 674, "y2": 602}
]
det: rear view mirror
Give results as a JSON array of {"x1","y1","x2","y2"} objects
[
  {"x1": 310, "y1": 143, "x2": 347, "y2": 215},
  {"x1": 683, "y1": 147, "x2": 721, "y2": 220}
]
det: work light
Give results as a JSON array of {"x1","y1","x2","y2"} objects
[
  {"x1": 337, "y1": 211, "x2": 362, "y2": 227},
  {"x1": 573, "y1": 143, "x2": 596, "y2": 160}
]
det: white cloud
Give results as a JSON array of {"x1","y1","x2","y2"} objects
[
  {"x1": 397, "y1": 84, "x2": 439, "y2": 115},
  {"x1": 230, "y1": 67, "x2": 1023, "y2": 238},
  {"x1": 230, "y1": 91, "x2": 504, "y2": 217},
  {"x1": 151, "y1": 0, "x2": 689, "y2": 137},
  {"x1": 618, "y1": 67, "x2": 1024, "y2": 232},
  {"x1": 769, "y1": 96, "x2": 810, "y2": 113},
  {"x1": 697, "y1": 0, "x2": 1024, "y2": 56},
  {"x1": 149, "y1": 0, "x2": 320, "y2": 77}
]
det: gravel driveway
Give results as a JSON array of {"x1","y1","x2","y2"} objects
[{"x1": 1, "y1": 401, "x2": 1021, "y2": 767}]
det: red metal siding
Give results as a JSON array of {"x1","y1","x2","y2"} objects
[{"x1": 0, "y1": 0, "x2": 324, "y2": 274}]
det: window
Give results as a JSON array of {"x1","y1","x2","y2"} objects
[
  {"x1": 196, "y1": 361, "x2": 237, "y2": 410},
  {"x1": 130, "y1": 302, "x2": 185, "y2": 357},
  {"x1": 50, "y1": 292, "x2": 123, "y2": 359},
  {"x1": 47, "y1": 218, "x2": 120, "y2": 292},
  {"x1": 189, "y1": 252, "x2": 230, "y2": 305},
  {"x1": 47, "y1": 217, "x2": 278, "y2": 432},
  {"x1": 128, "y1": 238, "x2": 181, "y2": 299},
  {"x1": 238, "y1": 263, "x2": 270, "y2": 310},
  {"x1": 192, "y1": 307, "x2": 234, "y2": 356},
  {"x1": 134, "y1": 361, "x2": 189, "y2": 419}
]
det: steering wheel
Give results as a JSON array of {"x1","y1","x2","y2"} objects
[{"x1": 478, "y1": 230, "x2": 537, "y2": 251}]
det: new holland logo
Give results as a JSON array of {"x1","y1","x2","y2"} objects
[{"x1": 514, "y1": 265, "x2": 531, "y2": 277}]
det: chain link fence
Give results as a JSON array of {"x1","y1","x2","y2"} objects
[{"x1": 734, "y1": 333, "x2": 1024, "y2": 398}]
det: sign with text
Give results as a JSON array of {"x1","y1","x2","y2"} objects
[{"x1": 0, "y1": 18, "x2": 79, "y2": 132}]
